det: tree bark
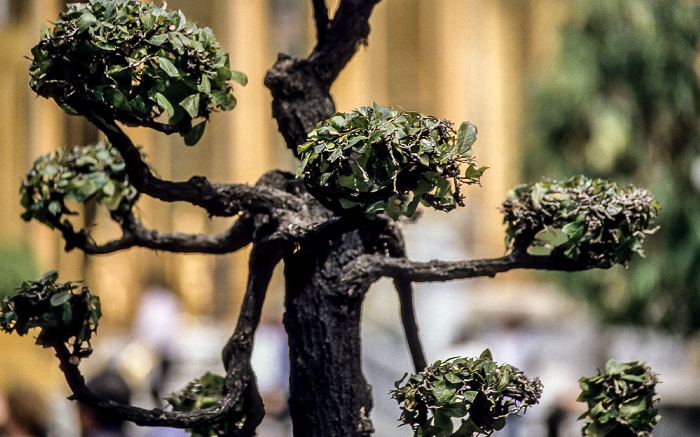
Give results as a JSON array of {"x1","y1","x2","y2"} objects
[{"x1": 283, "y1": 229, "x2": 374, "y2": 437}]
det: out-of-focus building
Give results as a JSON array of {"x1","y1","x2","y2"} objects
[
  {"x1": 8, "y1": 2, "x2": 700, "y2": 437},
  {"x1": 0, "y1": 0, "x2": 563, "y2": 389}
]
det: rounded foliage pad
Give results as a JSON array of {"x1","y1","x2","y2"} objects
[
  {"x1": 502, "y1": 176, "x2": 660, "y2": 268},
  {"x1": 0, "y1": 270, "x2": 101, "y2": 360},
  {"x1": 29, "y1": 0, "x2": 247, "y2": 145},
  {"x1": 20, "y1": 141, "x2": 138, "y2": 230},
  {"x1": 297, "y1": 104, "x2": 487, "y2": 219},
  {"x1": 391, "y1": 349, "x2": 542, "y2": 437}
]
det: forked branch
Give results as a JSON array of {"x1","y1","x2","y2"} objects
[{"x1": 54, "y1": 212, "x2": 255, "y2": 255}]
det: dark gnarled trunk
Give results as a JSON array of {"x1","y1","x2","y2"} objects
[{"x1": 283, "y1": 230, "x2": 374, "y2": 437}]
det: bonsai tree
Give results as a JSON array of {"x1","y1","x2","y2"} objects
[{"x1": 1, "y1": 1, "x2": 660, "y2": 436}]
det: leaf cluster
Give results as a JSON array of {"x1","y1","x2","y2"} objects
[
  {"x1": 577, "y1": 360, "x2": 660, "y2": 437},
  {"x1": 166, "y1": 372, "x2": 246, "y2": 437},
  {"x1": 502, "y1": 175, "x2": 660, "y2": 268},
  {"x1": 20, "y1": 141, "x2": 138, "y2": 231},
  {"x1": 0, "y1": 270, "x2": 101, "y2": 359},
  {"x1": 29, "y1": 0, "x2": 247, "y2": 145},
  {"x1": 391, "y1": 349, "x2": 542, "y2": 437},
  {"x1": 297, "y1": 104, "x2": 486, "y2": 220}
]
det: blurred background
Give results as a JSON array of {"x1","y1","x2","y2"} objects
[{"x1": 0, "y1": 0, "x2": 699, "y2": 436}]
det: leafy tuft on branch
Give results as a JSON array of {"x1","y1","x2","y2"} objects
[
  {"x1": 0, "y1": 270, "x2": 101, "y2": 360},
  {"x1": 297, "y1": 104, "x2": 486, "y2": 219},
  {"x1": 391, "y1": 349, "x2": 542, "y2": 437},
  {"x1": 578, "y1": 360, "x2": 660, "y2": 437},
  {"x1": 502, "y1": 176, "x2": 660, "y2": 268},
  {"x1": 20, "y1": 141, "x2": 139, "y2": 231},
  {"x1": 167, "y1": 372, "x2": 246, "y2": 437},
  {"x1": 29, "y1": 0, "x2": 247, "y2": 145}
]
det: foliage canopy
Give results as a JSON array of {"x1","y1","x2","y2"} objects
[
  {"x1": 0, "y1": 270, "x2": 101, "y2": 359},
  {"x1": 577, "y1": 360, "x2": 659, "y2": 437},
  {"x1": 20, "y1": 141, "x2": 138, "y2": 230},
  {"x1": 29, "y1": 0, "x2": 247, "y2": 145},
  {"x1": 297, "y1": 104, "x2": 486, "y2": 219},
  {"x1": 391, "y1": 349, "x2": 542, "y2": 437}
]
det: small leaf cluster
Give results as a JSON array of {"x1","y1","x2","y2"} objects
[
  {"x1": 502, "y1": 176, "x2": 660, "y2": 268},
  {"x1": 578, "y1": 360, "x2": 660, "y2": 437},
  {"x1": 29, "y1": 0, "x2": 247, "y2": 145},
  {"x1": 391, "y1": 350, "x2": 542, "y2": 437},
  {"x1": 297, "y1": 104, "x2": 486, "y2": 219},
  {"x1": 20, "y1": 141, "x2": 138, "y2": 230},
  {"x1": 0, "y1": 271, "x2": 101, "y2": 359},
  {"x1": 166, "y1": 372, "x2": 246, "y2": 437}
]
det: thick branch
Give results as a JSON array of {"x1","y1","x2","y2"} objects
[
  {"x1": 265, "y1": 0, "x2": 383, "y2": 151},
  {"x1": 53, "y1": 241, "x2": 281, "y2": 432},
  {"x1": 93, "y1": 120, "x2": 304, "y2": 216},
  {"x1": 343, "y1": 251, "x2": 597, "y2": 288},
  {"x1": 222, "y1": 241, "x2": 283, "y2": 373},
  {"x1": 312, "y1": 0, "x2": 330, "y2": 42},
  {"x1": 52, "y1": 340, "x2": 248, "y2": 428},
  {"x1": 56, "y1": 213, "x2": 254, "y2": 254},
  {"x1": 309, "y1": 0, "x2": 382, "y2": 86}
]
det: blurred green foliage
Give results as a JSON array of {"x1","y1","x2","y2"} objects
[
  {"x1": 20, "y1": 141, "x2": 138, "y2": 231},
  {"x1": 166, "y1": 372, "x2": 246, "y2": 437},
  {"x1": 525, "y1": 0, "x2": 700, "y2": 332},
  {"x1": 0, "y1": 271, "x2": 101, "y2": 359},
  {"x1": 0, "y1": 245, "x2": 37, "y2": 300}
]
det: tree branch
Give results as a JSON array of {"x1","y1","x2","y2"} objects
[
  {"x1": 51, "y1": 340, "x2": 249, "y2": 429},
  {"x1": 92, "y1": 119, "x2": 304, "y2": 217},
  {"x1": 51, "y1": 240, "x2": 281, "y2": 432},
  {"x1": 55, "y1": 212, "x2": 255, "y2": 255},
  {"x1": 343, "y1": 250, "x2": 598, "y2": 288},
  {"x1": 309, "y1": 0, "x2": 382, "y2": 86},
  {"x1": 311, "y1": 0, "x2": 330, "y2": 42},
  {"x1": 265, "y1": 0, "x2": 383, "y2": 152},
  {"x1": 222, "y1": 240, "x2": 282, "y2": 373},
  {"x1": 394, "y1": 277, "x2": 427, "y2": 372}
]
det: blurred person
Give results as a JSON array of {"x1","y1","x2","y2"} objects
[
  {"x1": 251, "y1": 321, "x2": 291, "y2": 436},
  {"x1": 78, "y1": 368, "x2": 131, "y2": 437},
  {"x1": 130, "y1": 284, "x2": 183, "y2": 407},
  {"x1": 0, "y1": 386, "x2": 51, "y2": 437}
]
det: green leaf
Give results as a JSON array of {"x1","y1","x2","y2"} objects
[
  {"x1": 180, "y1": 93, "x2": 201, "y2": 119},
  {"x1": 455, "y1": 122, "x2": 478, "y2": 156},
  {"x1": 197, "y1": 75, "x2": 211, "y2": 93},
  {"x1": 230, "y1": 70, "x2": 248, "y2": 86},
  {"x1": 364, "y1": 200, "x2": 386, "y2": 219},
  {"x1": 50, "y1": 291, "x2": 71, "y2": 307},
  {"x1": 158, "y1": 57, "x2": 180, "y2": 77},
  {"x1": 154, "y1": 92, "x2": 176, "y2": 117},
  {"x1": 183, "y1": 121, "x2": 207, "y2": 146},
  {"x1": 40, "y1": 23, "x2": 51, "y2": 40},
  {"x1": 464, "y1": 165, "x2": 487, "y2": 179},
  {"x1": 40, "y1": 270, "x2": 59, "y2": 283},
  {"x1": 148, "y1": 34, "x2": 168, "y2": 46},
  {"x1": 78, "y1": 13, "x2": 97, "y2": 33},
  {"x1": 104, "y1": 87, "x2": 132, "y2": 112},
  {"x1": 338, "y1": 198, "x2": 359, "y2": 209}
]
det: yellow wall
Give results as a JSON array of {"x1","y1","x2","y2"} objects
[{"x1": 0, "y1": 0, "x2": 565, "y2": 391}]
